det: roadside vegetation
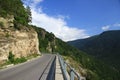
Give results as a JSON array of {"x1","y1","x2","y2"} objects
[
  {"x1": 0, "y1": 0, "x2": 40, "y2": 69},
  {"x1": 8, "y1": 51, "x2": 27, "y2": 64},
  {"x1": 32, "y1": 25, "x2": 120, "y2": 80},
  {"x1": 0, "y1": 0, "x2": 120, "y2": 80},
  {"x1": 0, "y1": 51, "x2": 40, "y2": 69}
]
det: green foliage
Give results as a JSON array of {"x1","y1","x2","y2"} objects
[
  {"x1": 46, "y1": 32, "x2": 54, "y2": 41},
  {"x1": 8, "y1": 51, "x2": 27, "y2": 64},
  {"x1": 0, "y1": 0, "x2": 32, "y2": 28},
  {"x1": 26, "y1": 6, "x2": 32, "y2": 23},
  {"x1": 1, "y1": 0, "x2": 118, "y2": 79},
  {"x1": 32, "y1": 25, "x2": 55, "y2": 52},
  {"x1": 68, "y1": 30, "x2": 120, "y2": 72},
  {"x1": 0, "y1": 22, "x2": 4, "y2": 27},
  {"x1": 8, "y1": 51, "x2": 15, "y2": 63},
  {"x1": 32, "y1": 26, "x2": 120, "y2": 80},
  {"x1": 0, "y1": 10, "x2": 7, "y2": 17},
  {"x1": 13, "y1": 57, "x2": 27, "y2": 64},
  {"x1": 5, "y1": 33, "x2": 10, "y2": 38},
  {"x1": 56, "y1": 38, "x2": 120, "y2": 80},
  {"x1": 86, "y1": 70, "x2": 100, "y2": 80}
]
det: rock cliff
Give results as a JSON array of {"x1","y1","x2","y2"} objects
[{"x1": 0, "y1": 16, "x2": 40, "y2": 64}]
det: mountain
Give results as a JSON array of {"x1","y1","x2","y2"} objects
[
  {"x1": 0, "y1": 0, "x2": 120, "y2": 79},
  {"x1": 33, "y1": 26, "x2": 120, "y2": 80},
  {"x1": 68, "y1": 30, "x2": 120, "y2": 72}
]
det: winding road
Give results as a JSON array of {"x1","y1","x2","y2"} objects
[{"x1": 0, "y1": 54, "x2": 56, "y2": 80}]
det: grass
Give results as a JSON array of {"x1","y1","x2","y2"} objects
[
  {"x1": 13, "y1": 57, "x2": 27, "y2": 64},
  {"x1": 0, "y1": 53, "x2": 41, "y2": 69}
]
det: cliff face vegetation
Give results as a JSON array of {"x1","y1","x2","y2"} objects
[
  {"x1": 32, "y1": 26, "x2": 56, "y2": 53},
  {"x1": 0, "y1": 0, "x2": 40, "y2": 64},
  {"x1": 0, "y1": 16, "x2": 40, "y2": 64},
  {"x1": 0, "y1": 0, "x2": 120, "y2": 80}
]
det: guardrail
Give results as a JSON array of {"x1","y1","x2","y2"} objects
[
  {"x1": 58, "y1": 54, "x2": 86, "y2": 80},
  {"x1": 47, "y1": 55, "x2": 56, "y2": 80}
]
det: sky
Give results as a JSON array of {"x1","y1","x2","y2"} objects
[{"x1": 22, "y1": 0, "x2": 120, "y2": 41}]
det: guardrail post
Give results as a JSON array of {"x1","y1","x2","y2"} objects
[{"x1": 70, "y1": 69, "x2": 75, "y2": 80}]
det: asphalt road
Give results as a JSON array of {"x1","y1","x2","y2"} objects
[{"x1": 0, "y1": 54, "x2": 56, "y2": 80}]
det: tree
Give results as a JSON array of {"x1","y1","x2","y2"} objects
[
  {"x1": 0, "y1": 0, "x2": 30, "y2": 25},
  {"x1": 26, "y1": 6, "x2": 32, "y2": 23}
]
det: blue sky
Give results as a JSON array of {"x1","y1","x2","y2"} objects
[{"x1": 22, "y1": 0, "x2": 120, "y2": 41}]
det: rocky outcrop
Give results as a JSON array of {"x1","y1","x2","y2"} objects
[
  {"x1": 46, "y1": 36, "x2": 56, "y2": 52},
  {"x1": 0, "y1": 15, "x2": 14, "y2": 28},
  {"x1": 0, "y1": 16, "x2": 40, "y2": 64}
]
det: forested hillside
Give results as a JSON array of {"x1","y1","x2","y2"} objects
[
  {"x1": 33, "y1": 26, "x2": 120, "y2": 80},
  {"x1": 0, "y1": 0, "x2": 120, "y2": 80},
  {"x1": 68, "y1": 30, "x2": 120, "y2": 73}
]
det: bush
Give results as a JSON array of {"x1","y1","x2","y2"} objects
[
  {"x1": 14, "y1": 57, "x2": 27, "y2": 64},
  {"x1": 8, "y1": 51, "x2": 27, "y2": 64},
  {"x1": 0, "y1": 10, "x2": 7, "y2": 18},
  {"x1": 8, "y1": 51, "x2": 14, "y2": 63}
]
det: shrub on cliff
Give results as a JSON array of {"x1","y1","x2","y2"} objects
[
  {"x1": 8, "y1": 51, "x2": 27, "y2": 64},
  {"x1": 0, "y1": 0, "x2": 32, "y2": 27},
  {"x1": 0, "y1": 22, "x2": 4, "y2": 27},
  {"x1": 8, "y1": 51, "x2": 14, "y2": 63}
]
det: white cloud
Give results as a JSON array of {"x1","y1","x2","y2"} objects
[
  {"x1": 32, "y1": 9, "x2": 89, "y2": 41},
  {"x1": 102, "y1": 25, "x2": 110, "y2": 31},
  {"x1": 113, "y1": 23, "x2": 120, "y2": 27},
  {"x1": 22, "y1": 0, "x2": 43, "y2": 7},
  {"x1": 22, "y1": 0, "x2": 89, "y2": 41},
  {"x1": 34, "y1": 0, "x2": 43, "y2": 3}
]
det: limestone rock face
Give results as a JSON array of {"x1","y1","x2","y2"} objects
[
  {"x1": 0, "y1": 16, "x2": 40, "y2": 64},
  {"x1": 0, "y1": 15, "x2": 14, "y2": 28},
  {"x1": 0, "y1": 29, "x2": 40, "y2": 63}
]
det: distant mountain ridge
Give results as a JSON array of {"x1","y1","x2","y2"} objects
[
  {"x1": 0, "y1": 0, "x2": 120, "y2": 79},
  {"x1": 32, "y1": 26, "x2": 120, "y2": 80},
  {"x1": 68, "y1": 30, "x2": 120, "y2": 71}
]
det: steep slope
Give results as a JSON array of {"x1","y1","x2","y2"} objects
[
  {"x1": 0, "y1": 0, "x2": 30, "y2": 26},
  {"x1": 32, "y1": 26, "x2": 120, "y2": 80},
  {"x1": 68, "y1": 30, "x2": 120, "y2": 72},
  {"x1": 0, "y1": 0, "x2": 120, "y2": 79},
  {"x1": 0, "y1": 26, "x2": 40, "y2": 64},
  {"x1": 0, "y1": 0, "x2": 40, "y2": 64}
]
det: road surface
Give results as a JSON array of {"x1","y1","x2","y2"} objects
[{"x1": 0, "y1": 54, "x2": 56, "y2": 80}]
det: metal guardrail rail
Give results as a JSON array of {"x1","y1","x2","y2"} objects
[
  {"x1": 46, "y1": 55, "x2": 56, "y2": 80},
  {"x1": 58, "y1": 54, "x2": 86, "y2": 80},
  {"x1": 39, "y1": 55, "x2": 56, "y2": 80}
]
